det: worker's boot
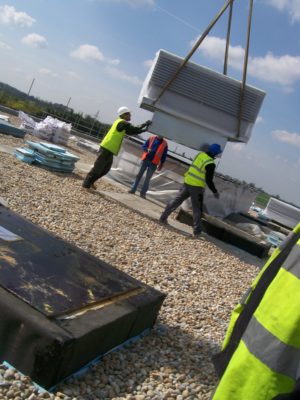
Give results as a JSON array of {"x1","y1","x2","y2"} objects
[
  {"x1": 193, "y1": 231, "x2": 205, "y2": 240},
  {"x1": 159, "y1": 216, "x2": 169, "y2": 225}
]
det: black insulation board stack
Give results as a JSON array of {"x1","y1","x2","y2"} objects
[{"x1": 0, "y1": 205, "x2": 166, "y2": 389}]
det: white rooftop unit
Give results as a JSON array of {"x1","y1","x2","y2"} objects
[
  {"x1": 264, "y1": 198, "x2": 300, "y2": 229},
  {"x1": 139, "y1": 50, "x2": 266, "y2": 151}
]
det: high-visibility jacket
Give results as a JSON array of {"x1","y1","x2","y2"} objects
[
  {"x1": 184, "y1": 152, "x2": 215, "y2": 187},
  {"x1": 141, "y1": 136, "x2": 168, "y2": 165},
  {"x1": 100, "y1": 118, "x2": 126, "y2": 155},
  {"x1": 212, "y1": 221, "x2": 300, "y2": 400}
]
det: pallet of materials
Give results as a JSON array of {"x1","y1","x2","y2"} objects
[
  {"x1": 0, "y1": 119, "x2": 25, "y2": 138},
  {"x1": 14, "y1": 147, "x2": 35, "y2": 164},
  {"x1": 14, "y1": 141, "x2": 80, "y2": 172}
]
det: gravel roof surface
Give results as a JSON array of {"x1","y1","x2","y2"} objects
[{"x1": 0, "y1": 130, "x2": 259, "y2": 400}]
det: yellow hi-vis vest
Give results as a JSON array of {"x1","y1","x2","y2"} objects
[
  {"x1": 100, "y1": 118, "x2": 126, "y2": 155},
  {"x1": 184, "y1": 152, "x2": 215, "y2": 187},
  {"x1": 213, "y1": 221, "x2": 300, "y2": 400}
]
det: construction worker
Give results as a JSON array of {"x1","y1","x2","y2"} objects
[
  {"x1": 212, "y1": 221, "x2": 300, "y2": 400},
  {"x1": 159, "y1": 143, "x2": 222, "y2": 237},
  {"x1": 128, "y1": 134, "x2": 168, "y2": 199},
  {"x1": 82, "y1": 107, "x2": 151, "y2": 189}
]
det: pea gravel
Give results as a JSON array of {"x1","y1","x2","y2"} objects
[{"x1": 0, "y1": 132, "x2": 259, "y2": 400}]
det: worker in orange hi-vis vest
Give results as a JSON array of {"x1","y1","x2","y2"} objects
[{"x1": 128, "y1": 134, "x2": 168, "y2": 199}]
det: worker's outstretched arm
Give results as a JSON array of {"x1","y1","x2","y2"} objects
[{"x1": 117, "y1": 120, "x2": 151, "y2": 136}]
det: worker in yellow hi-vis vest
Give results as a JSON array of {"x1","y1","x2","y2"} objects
[
  {"x1": 212, "y1": 221, "x2": 300, "y2": 400},
  {"x1": 82, "y1": 106, "x2": 151, "y2": 189},
  {"x1": 159, "y1": 143, "x2": 222, "y2": 237}
]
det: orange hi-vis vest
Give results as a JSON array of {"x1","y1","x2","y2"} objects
[{"x1": 141, "y1": 136, "x2": 167, "y2": 166}]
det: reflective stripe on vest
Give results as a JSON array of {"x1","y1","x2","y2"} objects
[
  {"x1": 141, "y1": 136, "x2": 167, "y2": 165},
  {"x1": 184, "y1": 152, "x2": 214, "y2": 187},
  {"x1": 213, "y1": 222, "x2": 300, "y2": 400},
  {"x1": 100, "y1": 118, "x2": 125, "y2": 155}
]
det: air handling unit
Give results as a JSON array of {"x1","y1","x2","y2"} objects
[{"x1": 138, "y1": 49, "x2": 266, "y2": 151}]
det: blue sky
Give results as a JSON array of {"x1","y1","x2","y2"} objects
[{"x1": 0, "y1": 0, "x2": 299, "y2": 207}]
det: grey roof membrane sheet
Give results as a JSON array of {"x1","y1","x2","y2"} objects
[
  {"x1": 107, "y1": 138, "x2": 256, "y2": 218},
  {"x1": 139, "y1": 49, "x2": 266, "y2": 145}
]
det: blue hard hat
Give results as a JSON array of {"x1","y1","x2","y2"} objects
[{"x1": 208, "y1": 143, "x2": 222, "y2": 156}]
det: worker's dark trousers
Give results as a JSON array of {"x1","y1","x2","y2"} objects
[
  {"x1": 82, "y1": 147, "x2": 113, "y2": 188},
  {"x1": 160, "y1": 183, "x2": 204, "y2": 234}
]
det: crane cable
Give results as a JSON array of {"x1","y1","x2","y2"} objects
[
  {"x1": 153, "y1": 0, "x2": 236, "y2": 106},
  {"x1": 237, "y1": 0, "x2": 254, "y2": 139}
]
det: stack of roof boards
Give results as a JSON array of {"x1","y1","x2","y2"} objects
[
  {"x1": 14, "y1": 141, "x2": 80, "y2": 172},
  {"x1": 0, "y1": 119, "x2": 26, "y2": 138},
  {"x1": 14, "y1": 147, "x2": 35, "y2": 164}
]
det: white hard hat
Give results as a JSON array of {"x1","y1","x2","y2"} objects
[{"x1": 117, "y1": 106, "x2": 130, "y2": 116}]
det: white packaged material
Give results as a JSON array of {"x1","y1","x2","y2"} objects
[
  {"x1": 236, "y1": 223, "x2": 265, "y2": 238},
  {"x1": 139, "y1": 49, "x2": 266, "y2": 150},
  {"x1": 18, "y1": 111, "x2": 36, "y2": 134},
  {"x1": 18, "y1": 112, "x2": 72, "y2": 145}
]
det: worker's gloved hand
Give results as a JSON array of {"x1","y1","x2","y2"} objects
[{"x1": 214, "y1": 192, "x2": 220, "y2": 199}]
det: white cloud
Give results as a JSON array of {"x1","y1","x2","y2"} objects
[
  {"x1": 143, "y1": 59, "x2": 154, "y2": 68},
  {"x1": 265, "y1": 0, "x2": 300, "y2": 23},
  {"x1": 0, "y1": 5, "x2": 35, "y2": 27},
  {"x1": 107, "y1": 58, "x2": 120, "y2": 66},
  {"x1": 248, "y1": 52, "x2": 300, "y2": 87},
  {"x1": 70, "y1": 44, "x2": 140, "y2": 85},
  {"x1": 194, "y1": 35, "x2": 300, "y2": 89},
  {"x1": 67, "y1": 71, "x2": 80, "y2": 79},
  {"x1": 21, "y1": 33, "x2": 48, "y2": 48},
  {"x1": 70, "y1": 44, "x2": 104, "y2": 61},
  {"x1": 192, "y1": 36, "x2": 244, "y2": 70},
  {"x1": 104, "y1": 66, "x2": 142, "y2": 85},
  {"x1": 70, "y1": 44, "x2": 120, "y2": 66},
  {"x1": 39, "y1": 68, "x2": 59, "y2": 78},
  {"x1": 272, "y1": 129, "x2": 300, "y2": 147},
  {"x1": 256, "y1": 116, "x2": 264, "y2": 123},
  {"x1": 0, "y1": 40, "x2": 11, "y2": 50}
]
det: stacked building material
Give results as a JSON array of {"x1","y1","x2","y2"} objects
[
  {"x1": 0, "y1": 119, "x2": 25, "y2": 138},
  {"x1": 14, "y1": 141, "x2": 80, "y2": 172},
  {"x1": 18, "y1": 112, "x2": 72, "y2": 145},
  {"x1": 14, "y1": 147, "x2": 35, "y2": 164}
]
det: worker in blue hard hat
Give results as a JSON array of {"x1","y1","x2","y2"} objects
[
  {"x1": 82, "y1": 106, "x2": 151, "y2": 189},
  {"x1": 159, "y1": 143, "x2": 222, "y2": 237}
]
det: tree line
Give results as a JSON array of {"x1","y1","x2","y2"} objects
[{"x1": 0, "y1": 82, "x2": 110, "y2": 139}]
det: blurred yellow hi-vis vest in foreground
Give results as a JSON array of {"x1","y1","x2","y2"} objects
[{"x1": 212, "y1": 222, "x2": 300, "y2": 400}]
